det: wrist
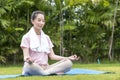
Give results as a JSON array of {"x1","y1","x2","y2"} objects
[
  {"x1": 24, "y1": 57, "x2": 33, "y2": 64},
  {"x1": 24, "y1": 57, "x2": 30, "y2": 61},
  {"x1": 65, "y1": 57, "x2": 70, "y2": 60}
]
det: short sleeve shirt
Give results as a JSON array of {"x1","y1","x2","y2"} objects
[{"x1": 20, "y1": 33, "x2": 54, "y2": 65}]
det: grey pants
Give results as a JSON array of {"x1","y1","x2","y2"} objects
[{"x1": 22, "y1": 58, "x2": 73, "y2": 76}]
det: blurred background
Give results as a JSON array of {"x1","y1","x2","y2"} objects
[{"x1": 0, "y1": 0, "x2": 120, "y2": 64}]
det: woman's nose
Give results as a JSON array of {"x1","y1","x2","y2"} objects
[{"x1": 40, "y1": 21, "x2": 44, "y2": 24}]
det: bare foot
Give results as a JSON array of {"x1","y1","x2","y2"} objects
[{"x1": 56, "y1": 72, "x2": 64, "y2": 75}]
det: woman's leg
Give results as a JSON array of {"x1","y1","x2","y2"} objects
[
  {"x1": 45, "y1": 58, "x2": 73, "y2": 74},
  {"x1": 22, "y1": 62, "x2": 49, "y2": 76}
]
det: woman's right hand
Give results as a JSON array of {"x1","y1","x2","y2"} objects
[{"x1": 25, "y1": 57, "x2": 33, "y2": 64}]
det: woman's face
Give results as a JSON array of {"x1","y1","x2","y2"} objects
[{"x1": 31, "y1": 14, "x2": 45, "y2": 30}]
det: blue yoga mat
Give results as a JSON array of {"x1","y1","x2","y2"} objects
[
  {"x1": 0, "y1": 68, "x2": 113, "y2": 79},
  {"x1": 65, "y1": 68, "x2": 108, "y2": 74},
  {"x1": 0, "y1": 74, "x2": 21, "y2": 79}
]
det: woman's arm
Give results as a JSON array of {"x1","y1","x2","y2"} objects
[
  {"x1": 22, "y1": 47, "x2": 32, "y2": 62},
  {"x1": 48, "y1": 48, "x2": 66, "y2": 60},
  {"x1": 48, "y1": 48, "x2": 79, "y2": 61}
]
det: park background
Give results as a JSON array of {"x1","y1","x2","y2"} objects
[{"x1": 0, "y1": 0, "x2": 120, "y2": 65}]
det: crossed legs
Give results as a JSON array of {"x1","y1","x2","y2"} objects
[
  {"x1": 22, "y1": 58, "x2": 72, "y2": 75},
  {"x1": 45, "y1": 58, "x2": 72, "y2": 74}
]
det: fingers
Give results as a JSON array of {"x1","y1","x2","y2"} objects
[
  {"x1": 76, "y1": 56, "x2": 80, "y2": 60},
  {"x1": 25, "y1": 57, "x2": 33, "y2": 64},
  {"x1": 73, "y1": 54, "x2": 79, "y2": 60},
  {"x1": 73, "y1": 55, "x2": 77, "y2": 58}
]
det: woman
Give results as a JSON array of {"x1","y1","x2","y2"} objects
[{"x1": 20, "y1": 10, "x2": 79, "y2": 76}]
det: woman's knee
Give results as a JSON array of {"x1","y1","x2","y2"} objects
[
  {"x1": 23, "y1": 62, "x2": 49, "y2": 75},
  {"x1": 64, "y1": 58, "x2": 73, "y2": 67}
]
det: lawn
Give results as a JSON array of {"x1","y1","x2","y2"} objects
[{"x1": 0, "y1": 63, "x2": 120, "y2": 80}]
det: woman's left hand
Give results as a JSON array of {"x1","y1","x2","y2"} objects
[{"x1": 68, "y1": 55, "x2": 79, "y2": 61}]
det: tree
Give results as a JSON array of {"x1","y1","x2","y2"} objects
[
  {"x1": 0, "y1": 0, "x2": 34, "y2": 64},
  {"x1": 0, "y1": 0, "x2": 120, "y2": 64}
]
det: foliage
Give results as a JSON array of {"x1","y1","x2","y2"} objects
[
  {"x1": 62, "y1": 0, "x2": 120, "y2": 62},
  {"x1": 0, "y1": 0, "x2": 120, "y2": 64}
]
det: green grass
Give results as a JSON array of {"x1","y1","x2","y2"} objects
[{"x1": 1, "y1": 63, "x2": 120, "y2": 80}]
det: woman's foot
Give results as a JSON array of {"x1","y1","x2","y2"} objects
[{"x1": 56, "y1": 72, "x2": 64, "y2": 75}]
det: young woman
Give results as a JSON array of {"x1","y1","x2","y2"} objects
[{"x1": 20, "y1": 10, "x2": 79, "y2": 76}]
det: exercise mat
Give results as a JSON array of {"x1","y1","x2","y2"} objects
[
  {"x1": 0, "y1": 68, "x2": 114, "y2": 79},
  {"x1": 65, "y1": 68, "x2": 114, "y2": 75}
]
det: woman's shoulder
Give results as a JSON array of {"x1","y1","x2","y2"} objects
[
  {"x1": 44, "y1": 34, "x2": 51, "y2": 39},
  {"x1": 22, "y1": 32, "x2": 30, "y2": 39},
  {"x1": 44, "y1": 34, "x2": 49, "y2": 37}
]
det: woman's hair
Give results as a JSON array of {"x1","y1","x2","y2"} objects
[{"x1": 31, "y1": 10, "x2": 44, "y2": 20}]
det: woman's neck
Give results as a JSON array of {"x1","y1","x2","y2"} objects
[{"x1": 34, "y1": 27, "x2": 41, "y2": 35}]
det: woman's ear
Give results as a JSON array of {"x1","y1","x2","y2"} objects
[{"x1": 31, "y1": 19, "x2": 34, "y2": 25}]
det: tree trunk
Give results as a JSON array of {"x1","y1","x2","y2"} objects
[{"x1": 108, "y1": 0, "x2": 118, "y2": 61}]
